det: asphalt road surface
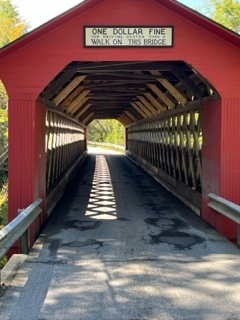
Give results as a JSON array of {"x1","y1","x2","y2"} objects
[{"x1": 1, "y1": 147, "x2": 240, "y2": 320}]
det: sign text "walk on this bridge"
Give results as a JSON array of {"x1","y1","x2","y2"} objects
[{"x1": 84, "y1": 26, "x2": 174, "y2": 47}]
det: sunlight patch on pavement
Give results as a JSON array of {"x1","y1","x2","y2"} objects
[{"x1": 85, "y1": 155, "x2": 117, "y2": 220}]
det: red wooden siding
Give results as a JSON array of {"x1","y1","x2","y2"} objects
[{"x1": 0, "y1": 0, "x2": 239, "y2": 242}]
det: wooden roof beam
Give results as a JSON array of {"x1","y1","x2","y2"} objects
[
  {"x1": 44, "y1": 69, "x2": 76, "y2": 100},
  {"x1": 147, "y1": 83, "x2": 175, "y2": 109},
  {"x1": 61, "y1": 86, "x2": 84, "y2": 109},
  {"x1": 130, "y1": 102, "x2": 148, "y2": 118},
  {"x1": 75, "y1": 103, "x2": 92, "y2": 119},
  {"x1": 135, "y1": 101, "x2": 152, "y2": 117},
  {"x1": 124, "y1": 111, "x2": 137, "y2": 122},
  {"x1": 120, "y1": 113, "x2": 133, "y2": 125},
  {"x1": 81, "y1": 112, "x2": 94, "y2": 125},
  {"x1": 170, "y1": 66, "x2": 204, "y2": 99},
  {"x1": 53, "y1": 75, "x2": 86, "y2": 106},
  {"x1": 66, "y1": 90, "x2": 90, "y2": 113},
  {"x1": 143, "y1": 92, "x2": 165, "y2": 112},
  {"x1": 137, "y1": 96, "x2": 158, "y2": 114},
  {"x1": 150, "y1": 70, "x2": 187, "y2": 106}
]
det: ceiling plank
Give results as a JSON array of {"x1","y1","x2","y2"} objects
[
  {"x1": 75, "y1": 103, "x2": 92, "y2": 119},
  {"x1": 150, "y1": 70, "x2": 187, "y2": 106},
  {"x1": 143, "y1": 92, "x2": 165, "y2": 112},
  {"x1": 53, "y1": 75, "x2": 86, "y2": 106},
  {"x1": 130, "y1": 102, "x2": 148, "y2": 118},
  {"x1": 147, "y1": 83, "x2": 175, "y2": 109},
  {"x1": 66, "y1": 90, "x2": 90, "y2": 113},
  {"x1": 44, "y1": 69, "x2": 76, "y2": 99},
  {"x1": 61, "y1": 86, "x2": 84, "y2": 109},
  {"x1": 120, "y1": 113, "x2": 132, "y2": 125},
  {"x1": 81, "y1": 112, "x2": 94, "y2": 125},
  {"x1": 170, "y1": 66, "x2": 204, "y2": 99},
  {"x1": 70, "y1": 97, "x2": 89, "y2": 115},
  {"x1": 125, "y1": 111, "x2": 137, "y2": 122},
  {"x1": 135, "y1": 101, "x2": 152, "y2": 117},
  {"x1": 137, "y1": 96, "x2": 158, "y2": 114}
]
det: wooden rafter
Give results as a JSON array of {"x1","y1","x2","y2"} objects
[
  {"x1": 137, "y1": 96, "x2": 158, "y2": 114},
  {"x1": 147, "y1": 83, "x2": 175, "y2": 109},
  {"x1": 150, "y1": 70, "x2": 187, "y2": 106},
  {"x1": 66, "y1": 90, "x2": 90, "y2": 113},
  {"x1": 143, "y1": 92, "x2": 165, "y2": 112},
  {"x1": 53, "y1": 75, "x2": 86, "y2": 106}
]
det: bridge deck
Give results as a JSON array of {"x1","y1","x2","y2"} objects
[{"x1": 1, "y1": 148, "x2": 240, "y2": 320}]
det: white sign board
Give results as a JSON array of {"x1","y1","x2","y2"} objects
[{"x1": 84, "y1": 26, "x2": 174, "y2": 47}]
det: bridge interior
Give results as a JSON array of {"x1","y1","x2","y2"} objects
[
  {"x1": 43, "y1": 60, "x2": 219, "y2": 214},
  {"x1": 41, "y1": 61, "x2": 217, "y2": 125}
]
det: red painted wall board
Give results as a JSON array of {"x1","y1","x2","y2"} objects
[
  {"x1": 0, "y1": 0, "x2": 240, "y2": 100},
  {"x1": 202, "y1": 99, "x2": 222, "y2": 227},
  {"x1": 202, "y1": 98, "x2": 240, "y2": 240},
  {"x1": 8, "y1": 100, "x2": 47, "y2": 249}
]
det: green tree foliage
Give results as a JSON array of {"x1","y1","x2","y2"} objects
[
  {"x1": 88, "y1": 119, "x2": 125, "y2": 146},
  {"x1": 200, "y1": 0, "x2": 240, "y2": 33},
  {"x1": 0, "y1": 0, "x2": 29, "y2": 48}
]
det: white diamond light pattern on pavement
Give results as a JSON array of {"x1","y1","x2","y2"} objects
[{"x1": 85, "y1": 155, "x2": 117, "y2": 220}]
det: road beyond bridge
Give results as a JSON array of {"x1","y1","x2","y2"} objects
[{"x1": 1, "y1": 148, "x2": 240, "y2": 320}]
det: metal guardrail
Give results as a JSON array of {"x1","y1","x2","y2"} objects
[
  {"x1": 0, "y1": 198, "x2": 42, "y2": 260},
  {"x1": 88, "y1": 141, "x2": 125, "y2": 151},
  {"x1": 208, "y1": 193, "x2": 240, "y2": 225}
]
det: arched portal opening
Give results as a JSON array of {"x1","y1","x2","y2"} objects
[{"x1": 40, "y1": 60, "x2": 219, "y2": 214}]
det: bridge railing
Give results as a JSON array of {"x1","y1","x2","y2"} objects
[
  {"x1": 88, "y1": 141, "x2": 125, "y2": 151},
  {"x1": 0, "y1": 199, "x2": 42, "y2": 260}
]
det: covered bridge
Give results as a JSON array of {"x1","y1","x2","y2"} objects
[{"x1": 0, "y1": 0, "x2": 240, "y2": 248}]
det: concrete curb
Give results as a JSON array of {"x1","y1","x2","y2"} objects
[{"x1": 0, "y1": 254, "x2": 27, "y2": 286}]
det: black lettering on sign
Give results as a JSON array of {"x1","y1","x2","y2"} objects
[
  {"x1": 149, "y1": 28, "x2": 166, "y2": 35},
  {"x1": 92, "y1": 28, "x2": 107, "y2": 35}
]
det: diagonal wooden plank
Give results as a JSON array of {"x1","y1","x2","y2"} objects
[
  {"x1": 147, "y1": 83, "x2": 175, "y2": 109},
  {"x1": 143, "y1": 92, "x2": 165, "y2": 112},
  {"x1": 61, "y1": 86, "x2": 84, "y2": 109},
  {"x1": 124, "y1": 111, "x2": 137, "y2": 122},
  {"x1": 120, "y1": 113, "x2": 132, "y2": 125},
  {"x1": 135, "y1": 101, "x2": 152, "y2": 117},
  {"x1": 75, "y1": 103, "x2": 92, "y2": 119},
  {"x1": 44, "y1": 69, "x2": 76, "y2": 100},
  {"x1": 150, "y1": 70, "x2": 187, "y2": 106},
  {"x1": 53, "y1": 76, "x2": 86, "y2": 106},
  {"x1": 66, "y1": 90, "x2": 90, "y2": 113},
  {"x1": 137, "y1": 96, "x2": 158, "y2": 114},
  {"x1": 170, "y1": 66, "x2": 204, "y2": 99},
  {"x1": 130, "y1": 102, "x2": 148, "y2": 118},
  {"x1": 81, "y1": 112, "x2": 94, "y2": 125},
  {"x1": 71, "y1": 97, "x2": 89, "y2": 115}
]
